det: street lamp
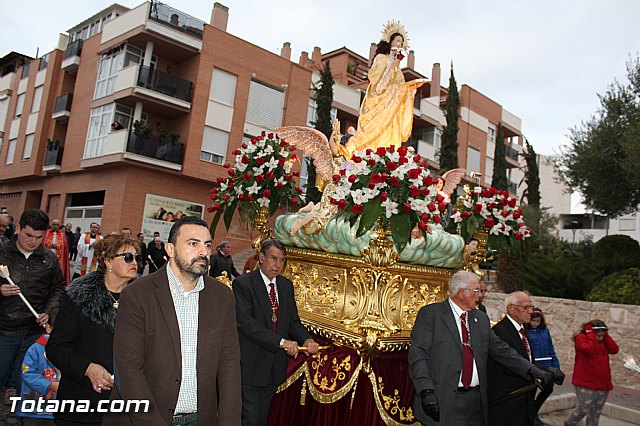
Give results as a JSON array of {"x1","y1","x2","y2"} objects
[{"x1": 571, "y1": 220, "x2": 580, "y2": 244}]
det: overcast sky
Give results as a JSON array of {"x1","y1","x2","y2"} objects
[{"x1": 2, "y1": 0, "x2": 639, "y2": 157}]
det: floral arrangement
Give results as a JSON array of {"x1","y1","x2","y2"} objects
[
  {"x1": 329, "y1": 145, "x2": 447, "y2": 253},
  {"x1": 208, "y1": 131, "x2": 302, "y2": 236},
  {"x1": 451, "y1": 186, "x2": 531, "y2": 244}
]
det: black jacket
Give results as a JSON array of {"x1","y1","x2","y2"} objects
[
  {"x1": 47, "y1": 272, "x2": 119, "y2": 423},
  {"x1": 0, "y1": 237, "x2": 65, "y2": 336},
  {"x1": 209, "y1": 249, "x2": 239, "y2": 278}
]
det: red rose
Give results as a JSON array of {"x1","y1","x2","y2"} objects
[
  {"x1": 223, "y1": 163, "x2": 230, "y2": 168},
  {"x1": 438, "y1": 202, "x2": 447, "y2": 211},
  {"x1": 474, "y1": 203, "x2": 483, "y2": 213},
  {"x1": 207, "y1": 206, "x2": 215, "y2": 213},
  {"x1": 376, "y1": 147, "x2": 387, "y2": 157},
  {"x1": 351, "y1": 204, "x2": 363, "y2": 214},
  {"x1": 388, "y1": 145, "x2": 395, "y2": 153},
  {"x1": 484, "y1": 218, "x2": 495, "y2": 227},
  {"x1": 277, "y1": 182, "x2": 283, "y2": 188},
  {"x1": 241, "y1": 155, "x2": 249, "y2": 164},
  {"x1": 418, "y1": 221, "x2": 428, "y2": 231},
  {"x1": 285, "y1": 174, "x2": 292, "y2": 181},
  {"x1": 501, "y1": 190, "x2": 509, "y2": 198},
  {"x1": 295, "y1": 187, "x2": 302, "y2": 193},
  {"x1": 278, "y1": 157, "x2": 286, "y2": 166},
  {"x1": 280, "y1": 140, "x2": 287, "y2": 147},
  {"x1": 333, "y1": 174, "x2": 341, "y2": 183},
  {"x1": 239, "y1": 194, "x2": 246, "y2": 200},
  {"x1": 410, "y1": 186, "x2": 420, "y2": 196},
  {"x1": 508, "y1": 198, "x2": 517, "y2": 208},
  {"x1": 423, "y1": 176, "x2": 433, "y2": 186},
  {"x1": 348, "y1": 175, "x2": 357, "y2": 184},
  {"x1": 501, "y1": 210, "x2": 510, "y2": 218},
  {"x1": 243, "y1": 173, "x2": 251, "y2": 181},
  {"x1": 399, "y1": 156, "x2": 408, "y2": 165},
  {"x1": 293, "y1": 171, "x2": 300, "y2": 177},
  {"x1": 435, "y1": 194, "x2": 444, "y2": 203},
  {"x1": 291, "y1": 197, "x2": 297, "y2": 204},
  {"x1": 264, "y1": 189, "x2": 271, "y2": 198},
  {"x1": 398, "y1": 146, "x2": 408, "y2": 156},
  {"x1": 370, "y1": 173, "x2": 380, "y2": 184},
  {"x1": 216, "y1": 177, "x2": 224, "y2": 184},
  {"x1": 231, "y1": 178, "x2": 236, "y2": 183},
  {"x1": 389, "y1": 176, "x2": 400, "y2": 186},
  {"x1": 241, "y1": 143, "x2": 248, "y2": 149},
  {"x1": 368, "y1": 182, "x2": 375, "y2": 190},
  {"x1": 422, "y1": 188, "x2": 430, "y2": 196},
  {"x1": 368, "y1": 158, "x2": 376, "y2": 167},
  {"x1": 222, "y1": 195, "x2": 230, "y2": 201},
  {"x1": 403, "y1": 203, "x2": 412, "y2": 213},
  {"x1": 261, "y1": 131, "x2": 266, "y2": 137},
  {"x1": 266, "y1": 171, "x2": 274, "y2": 180},
  {"x1": 515, "y1": 232, "x2": 523, "y2": 240},
  {"x1": 490, "y1": 187, "x2": 498, "y2": 196},
  {"x1": 256, "y1": 157, "x2": 265, "y2": 165},
  {"x1": 482, "y1": 189, "x2": 492, "y2": 198},
  {"x1": 519, "y1": 222, "x2": 526, "y2": 227},
  {"x1": 408, "y1": 168, "x2": 421, "y2": 180},
  {"x1": 250, "y1": 137, "x2": 257, "y2": 144},
  {"x1": 421, "y1": 213, "x2": 430, "y2": 222},
  {"x1": 413, "y1": 155, "x2": 421, "y2": 163},
  {"x1": 210, "y1": 194, "x2": 218, "y2": 201},
  {"x1": 380, "y1": 192, "x2": 388, "y2": 202},
  {"x1": 255, "y1": 175, "x2": 265, "y2": 183},
  {"x1": 228, "y1": 183, "x2": 234, "y2": 190},
  {"x1": 247, "y1": 194, "x2": 253, "y2": 201},
  {"x1": 352, "y1": 155, "x2": 362, "y2": 163},
  {"x1": 451, "y1": 209, "x2": 457, "y2": 214},
  {"x1": 268, "y1": 133, "x2": 274, "y2": 139},
  {"x1": 338, "y1": 199, "x2": 347, "y2": 209},
  {"x1": 212, "y1": 203, "x2": 220, "y2": 211},
  {"x1": 499, "y1": 198, "x2": 507, "y2": 206},
  {"x1": 427, "y1": 203, "x2": 436, "y2": 212},
  {"x1": 386, "y1": 161, "x2": 398, "y2": 171},
  {"x1": 232, "y1": 149, "x2": 240, "y2": 155},
  {"x1": 340, "y1": 169, "x2": 346, "y2": 176},
  {"x1": 228, "y1": 169, "x2": 235, "y2": 176},
  {"x1": 490, "y1": 202, "x2": 498, "y2": 209},
  {"x1": 366, "y1": 149, "x2": 373, "y2": 156},
  {"x1": 381, "y1": 173, "x2": 389, "y2": 182},
  {"x1": 433, "y1": 215, "x2": 442, "y2": 224},
  {"x1": 289, "y1": 146, "x2": 296, "y2": 152},
  {"x1": 513, "y1": 211, "x2": 521, "y2": 220}
]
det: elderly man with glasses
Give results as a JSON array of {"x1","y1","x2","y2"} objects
[
  {"x1": 409, "y1": 272, "x2": 556, "y2": 426},
  {"x1": 488, "y1": 292, "x2": 565, "y2": 426}
]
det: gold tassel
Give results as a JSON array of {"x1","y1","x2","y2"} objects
[
  {"x1": 300, "y1": 375, "x2": 307, "y2": 406},
  {"x1": 349, "y1": 373, "x2": 359, "y2": 410}
]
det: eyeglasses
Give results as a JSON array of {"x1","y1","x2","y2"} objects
[
  {"x1": 464, "y1": 288, "x2": 480, "y2": 293},
  {"x1": 509, "y1": 304, "x2": 534, "y2": 310},
  {"x1": 114, "y1": 253, "x2": 142, "y2": 264}
]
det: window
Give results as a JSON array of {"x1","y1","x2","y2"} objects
[
  {"x1": 210, "y1": 68, "x2": 237, "y2": 106},
  {"x1": 0, "y1": 96, "x2": 9, "y2": 132},
  {"x1": 487, "y1": 124, "x2": 496, "y2": 143},
  {"x1": 246, "y1": 80, "x2": 284, "y2": 129},
  {"x1": 21, "y1": 62, "x2": 31, "y2": 80},
  {"x1": 306, "y1": 99, "x2": 336, "y2": 127},
  {"x1": 466, "y1": 147, "x2": 480, "y2": 175},
  {"x1": 23, "y1": 134, "x2": 34, "y2": 160},
  {"x1": 112, "y1": 103, "x2": 142, "y2": 131},
  {"x1": 31, "y1": 86, "x2": 43, "y2": 113},
  {"x1": 123, "y1": 44, "x2": 156, "y2": 69},
  {"x1": 200, "y1": 126, "x2": 228, "y2": 165},
  {"x1": 299, "y1": 155, "x2": 309, "y2": 195},
  {"x1": 485, "y1": 157, "x2": 494, "y2": 181},
  {"x1": 85, "y1": 104, "x2": 115, "y2": 158},
  {"x1": 5, "y1": 139, "x2": 16, "y2": 164},
  {"x1": 15, "y1": 93, "x2": 25, "y2": 117},
  {"x1": 94, "y1": 51, "x2": 124, "y2": 99},
  {"x1": 38, "y1": 53, "x2": 50, "y2": 71}
]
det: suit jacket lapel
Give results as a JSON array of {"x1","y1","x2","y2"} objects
[
  {"x1": 441, "y1": 301, "x2": 462, "y2": 351},
  {"x1": 468, "y1": 310, "x2": 481, "y2": 350},
  {"x1": 252, "y1": 270, "x2": 273, "y2": 326},
  {"x1": 154, "y1": 266, "x2": 182, "y2": 362},
  {"x1": 275, "y1": 276, "x2": 289, "y2": 335},
  {"x1": 505, "y1": 318, "x2": 528, "y2": 359}
]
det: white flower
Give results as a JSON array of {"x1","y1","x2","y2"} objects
[
  {"x1": 279, "y1": 148, "x2": 290, "y2": 158},
  {"x1": 263, "y1": 144, "x2": 274, "y2": 155},
  {"x1": 236, "y1": 162, "x2": 247, "y2": 173},
  {"x1": 257, "y1": 197, "x2": 270, "y2": 207},
  {"x1": 351, "y1": 189, "x2": 369, "y2": 205},
  {"x1": 266, "y1": 156, "x2": 279, "y2": 171},
  {"x1": 246, "y1": 182, "x2": 261, "y2": 195},
  {"x1": 283, "y1": 160, "x2": 294, "y2": 174},
  {"x1": 252, "y1": 166, "x2": 264, "y2": 175},
  {"x1": 382, "y1": 199, "x2": 399, "y2": 219}
]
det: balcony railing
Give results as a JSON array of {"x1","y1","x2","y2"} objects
[
  {"x1": 148, "y1": 1, "x2": 205, "y2": 39},
  {"x1": 137, "y1": 65, "x2": 193, "y2": 102},
  {"x1": 43, "y1": 146, "x2": 63, "y2": 171},
  {"x1": 54, "y1": 93, "x2": 72, "y2": 113},
  {"x1": 126, "y1": 130, "x2": 184, "y2": 165},
  {"x1": 64, "y1": 39, "x2": 83, "y2": 60},
  {"x1": 505, "y1": 145, "x2": 519, "y2": 161}
]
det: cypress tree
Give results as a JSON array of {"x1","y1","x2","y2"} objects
[
  {"x1": 439, "y1": 63, "x2": 460, "y2": 172},
  {"x1": 491, "y1": 123, "x2": 508, "y2": 190}
]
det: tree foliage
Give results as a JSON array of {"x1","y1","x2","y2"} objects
[
  {"x1": 439, "y1": 64, "x2": 460, "y2": 172},
  {"x1": 521, "y1": 139, "x2": 540, "y2": 209},
  {"x1": 587, "y1": 267, "x2": 640, "y2": 305},
  {"x1": 306, "y1": 61, "x2": 335, "y2": 203},
  {"x1": 491, "y1": 124, "x2": 508, "y2": 191},
  {"x1": 556, "y1": 56, "x2": 640, "y2": 218}
]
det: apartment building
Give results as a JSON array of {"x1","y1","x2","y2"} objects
[{"x1": 0, "y1": 1, "x2": 527, "y2": 251}]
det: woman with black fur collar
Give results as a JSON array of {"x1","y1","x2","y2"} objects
[{"x1": 47, "y1": 233, "x2": 140, "y2": 425}]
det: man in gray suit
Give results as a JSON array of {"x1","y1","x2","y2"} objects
[{"x1": 408, "y1": 271, "x2": 553, "y2": 425}]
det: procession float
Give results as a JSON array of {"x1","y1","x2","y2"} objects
[{"x1": 209, "y1": 20, "x2": 530, "y2": 426}]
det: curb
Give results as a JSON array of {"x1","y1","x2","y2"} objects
[{"x1": 541, "y1": 393, "x2": 640, "y2": 425}]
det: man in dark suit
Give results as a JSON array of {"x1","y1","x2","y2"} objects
[
  {"x1": 488, "y1": 291, "x2": 564, "y2": 426},
  {"x1": 408, "y1": 271, "x2": 554, "y2": 426},
  {"x1": 209, "y1": 240, "x2": 239, "y2": 279},
  {"x1": 234, "y1": 238, "x2": 319, "y2": 426},
  {"x1": 103, "y1": 216, "x2": 241, "y2": 425}
]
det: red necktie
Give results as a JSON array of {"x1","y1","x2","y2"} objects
[
  {"x1": 460, "y1": 312, "x2": 474, "y2": 389},
  {"x1": 519, "y1": 328, "x2": 531, "y2": 361},
  {"x1": 269, "y1": 283, "x2": 279, "y2": 332}
]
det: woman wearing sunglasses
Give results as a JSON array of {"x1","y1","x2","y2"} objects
[{"x1": 47, "y1": 233, "x2": 139, "y2": 425}]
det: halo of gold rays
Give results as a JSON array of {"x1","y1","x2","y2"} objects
[{"x1": 381, "y1": 19, "x2": 410, "y2": 49}]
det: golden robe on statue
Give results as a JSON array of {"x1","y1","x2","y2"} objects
[{"x1": 339, "y1": 54, "x2": 427, "y2": 159}]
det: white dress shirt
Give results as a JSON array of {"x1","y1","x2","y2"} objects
[{"x1": 448, "y1": 299, "x2": 480, "y2": 387}]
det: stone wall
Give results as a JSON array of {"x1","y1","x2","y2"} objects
[{"x1": 483, "y1": 292, "x2": 640, "y2": 391}]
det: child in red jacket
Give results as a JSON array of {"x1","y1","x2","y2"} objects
[{"x1": 565, "y1": 319, "x2": 619, "y2": 426}]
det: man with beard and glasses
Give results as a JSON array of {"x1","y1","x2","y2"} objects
[{"x1": 103, "y1": 216, "x2": 241, "y2": 426}]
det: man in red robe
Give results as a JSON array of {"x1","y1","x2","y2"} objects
[{"x1": 43, "y1": 219, "x2": 70, "y2": 284}]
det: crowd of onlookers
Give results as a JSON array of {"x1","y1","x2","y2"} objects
[{"x1": 0, "y1": 208, "x2": 622, "y2": 426}]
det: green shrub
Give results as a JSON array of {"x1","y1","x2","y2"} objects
[
  {"x1": 587, "y1": 267, "x2": 640, "y2": 305},
  {"x1": 592, "y1": 235, "x2": 640, "y2": 277}
]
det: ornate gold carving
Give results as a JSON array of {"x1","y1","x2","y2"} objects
[
  {"x1": 311, "y1": 354, "x2": 352, "y2": 392},
  {"x1": 361, "y1": 222, "x2": 398, "y2": 268},
  {"x1": 252, "y1": 206, "x2": 272, "y2": 253},
  {"x1": 214, "y1": 271, "x2": 233, "y2": 289}
]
